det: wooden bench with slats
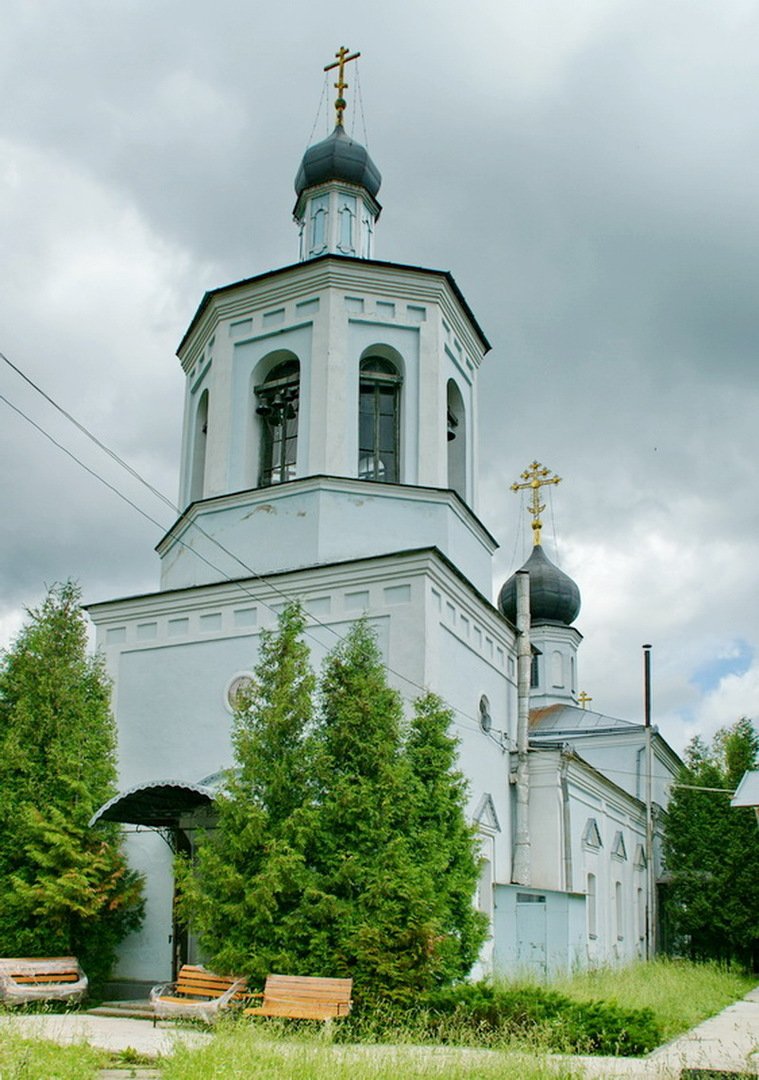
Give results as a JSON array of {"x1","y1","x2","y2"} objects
[
  {"x1": 150, "y1": 964, "x2": 247, "y2": 1024},
  {"x1": 244, "y1": 973, "x2": 353, "y2": 1021},
  {"x1": 0, "y1": 956, "x2": 88, "y2": 1005}
]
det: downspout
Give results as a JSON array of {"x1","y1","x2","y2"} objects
[
  {"x1": 560, "y1": 748, "x2": 573, "y2": 892},
  {"x1": 512, "y1": 570, "x2": 531, "y2": 885}
]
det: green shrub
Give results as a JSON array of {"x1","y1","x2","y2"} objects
[{"x1": 419, "y1": 981, "x2": 662, "y2": 1055}]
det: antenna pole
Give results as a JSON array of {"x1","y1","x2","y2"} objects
[{"x1": 643, "y1": 643, "x2": 656, "y2": 959}]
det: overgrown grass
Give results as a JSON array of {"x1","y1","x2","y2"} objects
[
  {"x1": 0, "y1": 1029, "x2": 104, "y2": 1079},
  {"x1": 0, "y1": 960, "x2": 752, "y2": 1078},
  {"x1": 549, "y1": 958, "x2": 756, "y2": 1041},
  {"x1": 335, "y1": 986, "x2": 660, "y2": 1055},
  {"x1": 159, "y1": 1022, "x2": 581, "y2": 1079}
]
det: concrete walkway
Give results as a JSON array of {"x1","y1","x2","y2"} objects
[
  {"x1": 568, "y1": 987, "x2": 759, "y2": 1077},
  {"x1": 0, "y1": 1011, "x2": 211, "y2": 1056},
  {"x1": 1, "y1": 988, "x2": 757, "y2": 1077}
]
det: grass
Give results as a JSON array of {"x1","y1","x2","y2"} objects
[
  {"x1": 549, "y1": 958, "x2": 756, "y2": 1041},
  {"x1": 159, "y1": 1022, "x2": 581, "y2": 1079},
  {"x1": 0, "y1": 1028, "x2": 105, "y2": 1079},
  {"x1": 0, "y1": 960, "x2": 753, "y2": 1078}
]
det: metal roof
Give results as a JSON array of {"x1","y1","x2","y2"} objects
[
  {"x1": 731, "y1": 770, "x2": 759, "y2": 808},
  {"x1": 89, "y1": 779, "x2": 217, "y2": 828},
  {"x1": 294, "y1": 124, "x2": 382, "y2": 198},
  {"x1": 530, "y1": 703, "x2": 638, "y2": 734}
]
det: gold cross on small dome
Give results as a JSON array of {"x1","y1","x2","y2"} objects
[
  {"x1": 511, "y1": 460, "x2": 562, "y2": 546},
  {"x1": 324, "y1": 46, "x2": 361, "y2": 127}
]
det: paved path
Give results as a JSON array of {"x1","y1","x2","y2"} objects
[
  {"x1": 568, "y1": 987, "x2": 759, "y2": 1077},
  {"x1": 0, "y1": 1011, "x2": 211, "y2": 1056},
  {"x1": 1, "y1": 987, "x2": 757, "y2": 1077}
]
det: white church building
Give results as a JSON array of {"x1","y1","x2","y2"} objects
[{"x1": 88, "y1": 57, "x2": 681, "y2": 994}]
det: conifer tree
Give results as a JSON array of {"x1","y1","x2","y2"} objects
[
  {"x1": 663, "y1": 717, "x2": 759, "y2": 967},
  {"x1": 182, "y1": 611, "x2": 486, "y2": 1003},
  {"x1": 404, "y1": 692, "x2": 488, "y2": 986},
  {"x1": 178, "y1": 602, "x2": 316, "y2": 979},
  {"x1": 0, "y1": 582, "x2": 143, "y2": 988},
  {"x1": 290, "y1": 623, "x2": 486, "y2": 1004}
]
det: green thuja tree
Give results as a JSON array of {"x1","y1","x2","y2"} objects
[
  {"x1": 404, "y1": 692, "x2": 487, "y2": 986},
  {"x1": 0, "y1": 582, "x2": 143, "y2": 989},
  {"x1": 299, "y1": 619, "x2": 423, "y2": 1003},
  {"x1": 296, "y1": 622, "x2": 485, "y2": 1005},
  {"x1": 663, "y1": 717, "x2": 759, "y2": 968},
  {"x1": 177, "y1": 602, "x2": 317, "y2": 980},
  {"x1": 182, "y1": 611, "x2": 485, "y2": 1003}
]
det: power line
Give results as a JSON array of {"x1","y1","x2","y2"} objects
[{"x1": 0, "y1": 350, "x2": 505, "y2": 741}]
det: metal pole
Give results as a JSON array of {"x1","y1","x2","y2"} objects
[
  {"x1": 643, "y1": 644, "x2": 655, "y2": 959},
  {"x1": 512, "y1": 570, "x2": 531, "y2": 885}
]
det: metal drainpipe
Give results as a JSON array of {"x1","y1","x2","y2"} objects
[
  {"x1": 512, "y1": 570, "x2": 531, "y2": 886},
  {"x1": 560, "y1": 749, "x2": 573, "y2": 892}
]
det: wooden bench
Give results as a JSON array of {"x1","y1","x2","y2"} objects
[
  {"x1": 244, "y1": 974, "x2": 353, "y2": 1021},
  {"x1": 0, "y1": 957, "x2": 88, "y2": 1006},
  {"x1": 150, "y1": 964, "x2": 247, "y2": 1024}
]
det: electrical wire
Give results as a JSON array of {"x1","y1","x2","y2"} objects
[
  {"x1": 304, "y1": 72, "x2": 329, "y2": 149},
  {"x1": 0, "y1": 350, "x2": 507, "y2": 742},
  {"x1": 354, "y1": 60, "x2": 370, "y2": 149}
]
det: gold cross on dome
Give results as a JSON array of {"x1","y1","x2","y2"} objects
[
  {"x1": 511, "y1": 460, "x2": 562, "y2": 546},
  {"x1": 324, "y1": 46, "x2": 361, "y2": 127},
  {"x1": 577, "y1": 691, "x2": 592, "y2": 710}
]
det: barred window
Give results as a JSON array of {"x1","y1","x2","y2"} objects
[
  {"x1": 358, "y1": 357, "x2": 401, "y2": 483},
  {"x1": 255, "y1": 360, "x2": 300, "y2": 487}
]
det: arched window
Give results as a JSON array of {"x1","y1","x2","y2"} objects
[
  {"x1": 446, "y1": 379, "x2": 466, "y2": 500},
  {"x1": 255, "y1": 360, "x2": 299, "y2": 487},
  {"x1": 587, "y1": 873, "x2": 597, "y2": 938},
  {"x1": 358, "y1": 356, "x2": 401, "y2": 483},
  {"x1": 189, "y1": 389, "x2": 208, "y2": 502},
  {"x1": 530, "y1": 645, "x2": 541, "y2": 688},
  {"x1": 552, "y1": 650, "x2": 564, "y2": 688},
  {"x1": 615, "y1": 880, "x2": 624, "y2": 941}
]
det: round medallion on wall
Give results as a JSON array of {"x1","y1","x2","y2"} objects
[{"x1": 226, "y1": 673, "x2": 254, "y2": 712}]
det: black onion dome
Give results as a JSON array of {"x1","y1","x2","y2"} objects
[
  {"x1": 498, "y1": 545, "x2": 581, "y2": 627},
  {"x1": 294, "y1": 125, "x2": 381, "y2": 199}
]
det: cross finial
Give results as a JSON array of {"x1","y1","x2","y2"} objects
[
  {"x1": 324, "y1": 46, "x2": 361, "y2": 127},
  {"x1": 577, "y1": 691, "x2": 593, "y2": 710},
  {"x1": 511, "y1": 460, "x2": 562, "y2": 546}
]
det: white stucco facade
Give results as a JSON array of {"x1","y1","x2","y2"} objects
[{"x1": 86, "y1": 119, "x2": 681, "y2": 993}]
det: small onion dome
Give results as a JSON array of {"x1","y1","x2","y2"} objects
[
  {"x1": 498, "y1": 545, "x2": 581, "y2": 626},
  {"x1": 294, "y1": 125, "x2": 381, "y2": 199}
]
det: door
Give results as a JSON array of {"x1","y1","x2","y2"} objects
[{"x1": 516, "y1": 892, "x2": 547, "y2": 978}]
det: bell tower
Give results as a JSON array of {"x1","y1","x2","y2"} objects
[{"x1": 165, "y1": 51, "x2": 493, "y2": 596}]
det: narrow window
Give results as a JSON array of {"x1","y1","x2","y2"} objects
[
  {"x1": 358, "y1": 356, "x2": 401, "y2": 483},
  {"x1": 309, "y1": 195, "x2": 329, "y2": 255},
  {"x1": 255, "y1": 360, "x2": 299, "y2": 487},
  {"x1": 552, "y1": 650, "x2": 564, "y2": 688},
  {"x1": 530, "y1": 646, "x2": 541, "y2": 688},
  {"x1": 337, "y1": 195, "x2": 356, "y2": 253},
  {"x1": 615, "y1": 880, "x2": 624, "y2": 940},
  {"x1": 587, "y1": 872, "x2": 597, "y2": 938},
  {"x1": 189, "y1": 389, "x2": 209, "y2": 502},
  {"x1": 637, "y1": 886, "x2": 646, "y2": 941},
  {"x1": 446, "y1": 379, "x2": 466, "y2": 500}
]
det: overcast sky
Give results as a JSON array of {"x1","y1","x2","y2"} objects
[{"x1": 1, "y1": 0, "x2": 758, "y2": 755}]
